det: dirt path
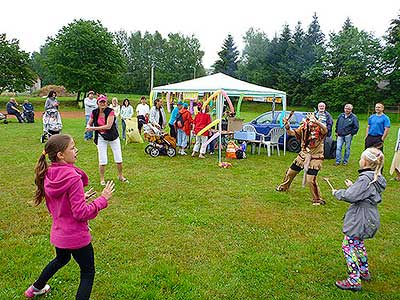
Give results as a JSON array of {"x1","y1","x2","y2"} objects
[{"x1": 33, "y1": 111, "x2": 84, "y2": 120}]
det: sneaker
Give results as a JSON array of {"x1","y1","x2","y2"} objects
[
  {"x1": 312, "y1": 199, "x2": 326, "y2": 206},
  {"x1": 180, "y1": 151, "x2": 187, "y2": 156},
  {"x1": 334, "y1": 162, "x2": 340, "y2": 166},
  {"x1": 199, "y1": 154, "x2": 206, "y2": 159},
  {"x1": 335, "y1": 279, "x2": 361, "y2": 291},
  {"x1": 191, "y1": 152, "x2": 196, "y2": 157},
  {"x1": 343, "y1": 162, "x2": 348, "y2": 166},
  {"x1": 209, "y1": 152, "x2": 214, "y2": 155},
  {"x1": 118, "y1": 177, "x2": 129, "y2": 183},
  {"x1": 24, "y1": 284, "x2": 51, "y2": 298},
  {"x1": 100, "y1": 181, "x2": 106, "y2": 186},
  {"x1": 360, "y1": 273, "x2": 371, "y2": 281}
]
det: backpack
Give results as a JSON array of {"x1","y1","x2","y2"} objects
[{"x1": 175, "y1": 112, "x2": 184, "y2": 128}]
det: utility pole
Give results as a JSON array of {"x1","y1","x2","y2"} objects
[
  {"x1": 150, "y1": 62, "x2": 155, "y2": 91},
  {"x1": 192, "y1": 66, "x2": 196, "y2": 79}
]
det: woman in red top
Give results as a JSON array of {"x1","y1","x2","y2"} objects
[
  {"x1": 192, "y1": 104, "x2": 211, "y2": 158},
  {"x1": 176, "y1": 103, "x2": 193, "y2": 155}
]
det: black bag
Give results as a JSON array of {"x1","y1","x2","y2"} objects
[
  {"x1": 175, "y1": 113, "x2": 184, "y2": 128},
  {"x1": 235, "y1": 149, "x2": 245, "y2": 159}
]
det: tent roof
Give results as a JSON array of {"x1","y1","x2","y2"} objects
[{"x1": 152, "y1": 73, "x2": 286, "y2": 98}]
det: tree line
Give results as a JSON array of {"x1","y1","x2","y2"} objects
[{"x1": 0, "y1": 13, "x2": 399, "y2": 111}]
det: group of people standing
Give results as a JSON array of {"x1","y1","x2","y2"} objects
[{"x1": 21, "y1": 94, "x2": 397, "y2": 297}]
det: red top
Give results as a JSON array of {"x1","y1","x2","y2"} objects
[
  {"x1": 179, "y1": 108, "x2": 193, "y2": 135},
  {"x1": 193, "y1": 112, "x2": 212, "y2": 136}
]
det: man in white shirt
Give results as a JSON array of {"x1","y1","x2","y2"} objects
[
  {"x1": 84, "y1": 91, "x2": 97, "y2": 140},
  {"x1": 136, "y1": 96, "x2": 150, "y2": 135}
]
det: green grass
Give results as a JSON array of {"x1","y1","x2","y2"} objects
[{"x1": 0, "y1": 105, "x2": 399, "y2": 300}]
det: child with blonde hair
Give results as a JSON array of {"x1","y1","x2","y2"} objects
[
  {"x1": 330, "y1": 147, "x2": 386, "y2": 291},
  {"x1": 24, "y1": 134, "x2": 114, "y2": 299}
]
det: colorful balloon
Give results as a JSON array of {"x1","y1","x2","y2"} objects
[{"x1": 196, "y1": 119, "x2": 221, "y2": 136}]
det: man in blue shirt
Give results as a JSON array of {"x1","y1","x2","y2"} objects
[
  {"x1": 335, "y1": 104, "x2": 359, "y2": 165},
  {"x1": 365, "y1": 103, "x2": 390, "y2": 151},
  {"x1": 168, "y1": 101, "x2": 183, "y2": 139}
]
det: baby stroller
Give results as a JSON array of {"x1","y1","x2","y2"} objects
[
  {"x1": 41, "y1": 108, "x2": 62, "y2": 143},
  {"x1": 143, "y1": 123, "x2": 176, "y2": 157},
  {"x1": 22, "y1": 102, "x2": 35, "y2": 123}
]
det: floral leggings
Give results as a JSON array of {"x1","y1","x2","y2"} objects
[{"x1": 342, "y1": 235, "x2": 369, "y2": 284}]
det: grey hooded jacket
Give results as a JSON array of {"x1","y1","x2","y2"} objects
[{"x1": 334, "y1": 169, "x2": 386, "y2": 239}]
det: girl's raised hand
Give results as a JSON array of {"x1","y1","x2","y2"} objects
[
  {"x1": 345, "y1": 179, "x2": 353, "y2": 187},
  {"x1": 101, "y1": 181, "x2": 115, "y2": 200}
]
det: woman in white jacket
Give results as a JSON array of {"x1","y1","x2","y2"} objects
[
  {"x1": 120, "y1": 98, "x2": 133, "y2": 140},
  {"x1": 149, "y1": 98, "x2": 166, "y2": 129}
]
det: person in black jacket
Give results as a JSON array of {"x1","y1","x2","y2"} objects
[
  {"x1": 86, "y1": 94, "x2": 128, "y2": 185},
  {"x1": 335, "y1": 104, "x2": 359, "y2": 166},
  {"x1": 6, "y1": 98, "x2": 24, "y2": 123}
]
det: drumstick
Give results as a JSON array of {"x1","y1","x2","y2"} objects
[
  {"x1": 287, "y1": 110, "x2": 295, "y2": 122},
  {"x1": 323, "y1": 177, "x2": 335, "y2": 190}
]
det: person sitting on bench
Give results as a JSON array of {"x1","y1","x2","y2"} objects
[{"x1": 6, "y1": 97, "x2": 24, "y2": 123}]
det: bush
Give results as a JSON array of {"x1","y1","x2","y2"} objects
[{"x1": 37, "y1": 85, "x2": 75, "y2": 97}]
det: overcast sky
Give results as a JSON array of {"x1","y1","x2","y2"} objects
[{"x1": 1, "y1": 0, "x2": 399, "y2": 68}]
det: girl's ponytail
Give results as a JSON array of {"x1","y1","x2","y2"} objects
[
  {"x1": 34, "y1": 152, "x2": 48, "y2": 205},
  {"x1": 362, "y1": 147, "x2": 384, "y2": 185},
  {"x1": 33, "y1": 134, "x2": 73, "y2": 205}
]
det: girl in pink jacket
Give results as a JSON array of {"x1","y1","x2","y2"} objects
[{"x1": 24, "y1": 134, "x2": 114, "y2": 300}]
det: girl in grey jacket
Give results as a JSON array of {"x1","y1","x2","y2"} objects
[{"x1": 332, "y1": 147, "x2": 386, "y2": 291}]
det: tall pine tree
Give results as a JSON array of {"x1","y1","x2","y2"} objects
[{"x1": 212, "y1": 34, "x2": 239, "y2": 77}]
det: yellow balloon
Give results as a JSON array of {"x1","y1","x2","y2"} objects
[
  {"x1": 202, "y1": 90, "x2": 220, "y2": 110},
  {"x1": 196, "y1": 118, "x2": 221, "y2": 136},
  {"x1": 149, "y1": 91, "x2": 154, "y2": 107}
]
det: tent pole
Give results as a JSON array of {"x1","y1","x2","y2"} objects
[
  {"x1": 218, "y1": 93, "x2": 223, "y2": 164},
  {"x1": 283, "y1": 95, "x2": 287, "y2": 156}
]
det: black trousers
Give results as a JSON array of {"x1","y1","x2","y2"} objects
[
  {"x1": 8, "y1": 111, "x2": 24, "y2": 123},
  {"x1": 365, "y1": 135, "x2": 384, "y2": 152},
  {"x1": 169, "y1": 123, "x2": 177, "y2": 139},
  {"x1": 34, "y1": 243, "x2": 95, "y2": 300}
]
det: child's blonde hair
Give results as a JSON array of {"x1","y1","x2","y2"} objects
[{"x1": 361, "y1": 147, "x2": 384, "y2": 184}]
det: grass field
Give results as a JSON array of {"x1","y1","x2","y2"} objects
[{"x1": 0, "y1": 101, "x2": 399, "y2": 300}]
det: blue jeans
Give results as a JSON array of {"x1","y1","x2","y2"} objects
[
  {"x1": 84, "y1": 115, "x2": 93, "y2": 140},
  {"x1": 336, "y1": 134, "x2": 353, "y2": 164},
  {"x1": 177, "y1": 129, "x2": 188, "y2": 148}
]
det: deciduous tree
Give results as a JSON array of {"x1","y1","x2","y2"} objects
[{"x1": 0, "y1": 34, "x2": 35, "y2": 93}]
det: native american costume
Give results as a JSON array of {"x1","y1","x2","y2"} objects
[{"x1": 276, "y1": 119, "x2": 327, "y2": 205}]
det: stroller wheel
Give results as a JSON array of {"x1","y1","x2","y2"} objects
[
  {"x1": 166, "y1": 147, "x2": 176, "y2": 157},
  {"x1": 149, "y1": 147, "x2": 160, "y2": 157},
  {"x1": 145, "y1": 145, "x2": 153, "y2": 155}
]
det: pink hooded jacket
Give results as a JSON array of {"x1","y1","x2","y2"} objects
[{"x1": 44, "y1": 162, "x2": 108, "y2": 249}]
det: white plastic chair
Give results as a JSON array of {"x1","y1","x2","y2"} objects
[
  {"x1": 260, "y1": 127, "x2": 285, "y2": 156},
  {"x1": 242, "y1": 124, "x2": 266, "y2": 154}
]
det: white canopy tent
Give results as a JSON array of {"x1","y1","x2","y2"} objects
[
  {"x1": 152, "y1": 73, "x2": 287, "y2": 108},
  {"x1": 151, "y1": 73, "x2": 288, "y2": 159}
]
